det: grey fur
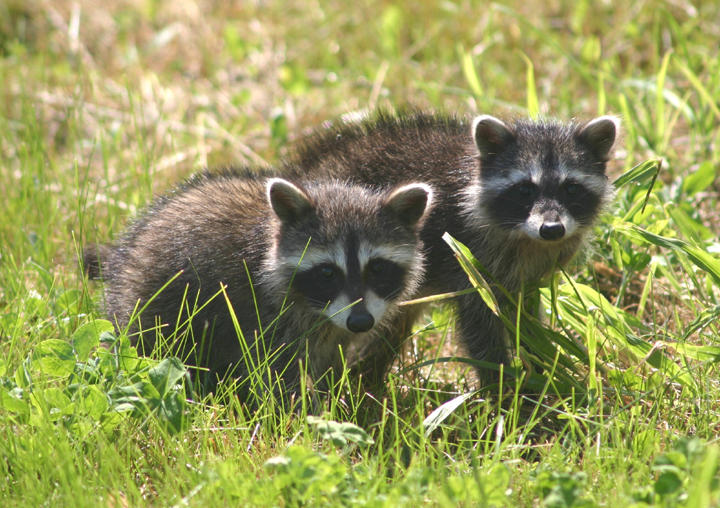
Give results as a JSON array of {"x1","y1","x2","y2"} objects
[
  {"x1": 284, "y1": 110, "x2": 618, "y2": 384},
  {"x1": 84, "y1": 167, "x2": 431, "y2": 404}
]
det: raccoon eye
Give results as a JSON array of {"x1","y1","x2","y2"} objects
[
  {"x1": 319, "y1": 264, "x2": 337, "y2": 279},
  {"x1": 564, "y1": 182, "x2": 582, "y2": 196},
  {"x1": 367, "y1": 259, "x2": 385, "y2": 275},
  {"x1": 365, "y1": 259, "x2": 406, "y2": 298},
  {"x1": 517, "y1": 181, "x2": 537, "y2": 198}
]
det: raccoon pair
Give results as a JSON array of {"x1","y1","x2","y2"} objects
[
  {"x1": 284, "y1": 111, "x2": 618, "y2": 383},
  {"x1": 84, "y1": 168, "x2": 433, "y2": 404},
  {"x1": 85, "y1": 110, "x2": 618, "y2": 402}
]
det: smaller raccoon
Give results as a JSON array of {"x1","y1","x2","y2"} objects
[{"x1": 84, "y1": 168, "x2": 432, "y2": 404}]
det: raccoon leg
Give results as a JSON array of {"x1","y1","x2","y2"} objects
[
  {"x1": 202, "y1": 328, "x2": 307, "y2": 411},
  {"x1": 253, "y1": 338, "x2": 306, "y2": 411},
  {"x1": 348, "y1": 310, "x2": 418, "y2": 397},
  {"x1": 456, "y1": 292, "x2": 512, "y2": 386},
  {"x1": 348, "y1": 335, "x2": 400, "y2": 396}
]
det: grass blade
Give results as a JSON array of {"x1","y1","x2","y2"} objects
[
  {"x1": 442, "y1": 233, "x2": 499, "y2": 315},
  {"x1": 423, "y1": 392, "x2": 476, "y2": 437},
  {"x1": 618, "y1": 225, "x2": 720, "y2": 285},
  {"x1": 519, "y1": 51, "x2": 539, "y2": 118}
]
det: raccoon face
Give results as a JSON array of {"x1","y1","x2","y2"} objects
[
  {"x1": 469, "y1": 115, "x2": 618, "y2": 243},
  {"x1": 266, "y1": 178, "x2": 432, "y2": 334}
]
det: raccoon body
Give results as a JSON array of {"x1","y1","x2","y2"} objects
[
  {"x1": 284, "y1": 110, "x2": 618, "y2": 382},
  {"x1": 85, "y1": 167, "x2": 432, "y2": 401}
]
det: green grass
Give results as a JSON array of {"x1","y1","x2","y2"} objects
[{"x1": 2, "y1": 0, "x2": 720, "y2": 506}]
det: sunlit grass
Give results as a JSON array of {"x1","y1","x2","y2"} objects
[{"x1": 1, "y1": 0, "x2": 720, "y2": 505}]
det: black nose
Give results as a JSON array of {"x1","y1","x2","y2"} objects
[
  {"x1": 346, "y1": 311, "x2": 374, "y2": 333},
  {"x1": 539, "y1": 222, "x2": 565, "y2": 241}
]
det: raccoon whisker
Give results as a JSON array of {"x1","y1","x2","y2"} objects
[
  {"x1": 466, "y1": 222, "x2": 494, "y2": 230},
  {"x1": 477, "y1": 221, "x2": 516, "y2": 230},
  {"x1": 305, "y1": 298, "x2": 333, "y2": 309},
  {"x1": 384, "y1": 288, "x2": 404, "y2": 301}
]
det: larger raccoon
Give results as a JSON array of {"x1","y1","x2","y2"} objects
[
  {"x1": 84, "y1": 168, "x2": 432, "y2": 403},
  {"x1": 284, "y1": 110, "x2": 618, "y2": 384}
]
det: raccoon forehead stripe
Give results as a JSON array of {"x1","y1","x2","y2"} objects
[
  {"x1": 358, "y1": 243, "x2": 417, "y2": 267},
  {"x1": 276, "y1": 245, "x2": 344, "y2": 270},
  {"x1": 476, "y1": 171, "x2": 531, "y2": 196},
  {"x1": 560, "y1": 169, "x2": 610, "y2": 197},
  {"x1": 273, "y1": 240, "x2": 417, "y2": 277},
  {"x1": 529, "y1": 161, "x2": 543, "y2": 184}
]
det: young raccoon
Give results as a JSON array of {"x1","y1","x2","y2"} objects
[
  {"x1": 284, "y1": 110, "x2": 618, "y2": 384},
  {"x1": 84, "y1": 168, "x2": 432, "y2": 403}
]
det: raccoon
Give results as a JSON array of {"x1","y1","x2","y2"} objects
[
  {"x1": 284, "y1": 110, "x2": 618, "y2": 384},
  {"x1": 84, "y1": 167, "x2": 432, "y2": 403}
]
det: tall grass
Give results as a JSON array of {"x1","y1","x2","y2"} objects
[{"x1": 2, "y1": 1, "x2": 720, "y2": 505}]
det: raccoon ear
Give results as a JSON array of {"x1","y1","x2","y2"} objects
[
  {"x1": 577, "y1": 116, "x2": 619, "y2": 161},
  {"x1": 384, "y1": 183, "x2": 432, "y2": 227},
  {"x1": 472, "y1": 115, "x2": 514, "y2": 157},
  {"x1": 267, "y1": 178, "x2": 314, "y2": 223}
]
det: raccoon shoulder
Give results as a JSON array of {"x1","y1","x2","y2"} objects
[
  {"x1": 287, "y1": 109, "x2": 474, "y2": 180},
  {"x1": 107, "y1": 168, "x2": 276, "y2": 277},
  {"x1": 137, "y1": 167, "x2": 275, "y2": 231}
]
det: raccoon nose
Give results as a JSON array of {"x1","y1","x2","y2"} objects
[
  {"x1": 346, "y1": 311, "x2": 375, "y2": 333},
  {"x1": 539, "y1": 222, "x2": 566, "y2": 241}
]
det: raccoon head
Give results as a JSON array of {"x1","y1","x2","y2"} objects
[
  {"x1": 467, "y1": 114, "x2": 619, "y2": 243},
  {"x1": 265, "y1": 178, "x2": 432, "y2": 334}
]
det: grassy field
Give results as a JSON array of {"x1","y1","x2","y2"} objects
[{"x1": 2, "y1": 0, "x2": 720, "y2": 506}]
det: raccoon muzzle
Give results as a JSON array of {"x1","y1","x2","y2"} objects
[
  {"x1": 539, "y1": 221, "x2": 566, "y2": 241},
  {"x1": 346, "y1": 308, "x2": 375, "y2": 333}
]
